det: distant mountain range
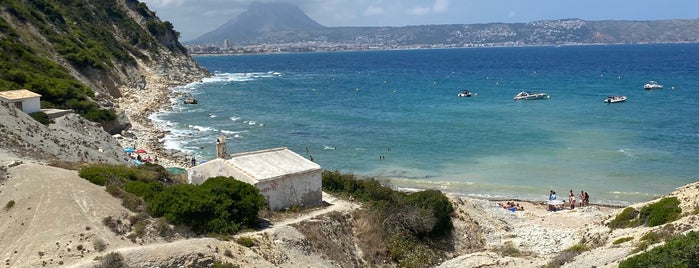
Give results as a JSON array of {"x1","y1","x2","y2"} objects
[{"x1": 187, "y1": 3, "x2": 699, "y2": 47}]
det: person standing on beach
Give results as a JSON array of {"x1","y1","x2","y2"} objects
[
  {"x1": 191, "y1": 157, "x2": 196, "y2": 167},
  {"x1": 569, "y1": 190, "x2": 575, "y2": 209},
  {"x1": 579, "y1": 190, "x2": 585, "y2": 207}
]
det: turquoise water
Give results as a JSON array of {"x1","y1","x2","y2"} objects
[{"x1": 154, "y1": 44, "x2": 699, "y2": 205}]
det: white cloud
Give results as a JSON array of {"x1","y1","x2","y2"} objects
[
  {"x1": 433, "y1": 0, "x2": 449, "y2": 13},
  {"x1": 363, "y1": 5, "x2": 385, "y2": 16},
  {"x1": 408, "y1": 0, "x2": 449, "y2": 16},
  {"x1": 409, "y1": 6, "x2": 432, "y2": 16}
]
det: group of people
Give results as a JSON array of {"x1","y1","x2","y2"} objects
[
  {"x1": 548, "y1": 189, "x2": 590, "y2": 211},
  {"x1": 130, "y1": 153, "x2": 157, "y2": 164},
  {"x1": 499, "y1": 201, "x2": 525, "y2": 212}
]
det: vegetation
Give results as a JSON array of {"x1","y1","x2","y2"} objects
[
  {"x1": 613, "y1": 237, "x2": 634, "y2": 245},
  {"x1": 79, "y1": 164, "x2": 266, "y2": 235},
  {"x1": 545, "y1": 243, "x2": 590, "y2": 268},
  {"x1": 29, "y1": 112, "x2": 52, "y2": 125},
  {"x1": 94, "y1": 252, "x2": 127, "y2": 268},
  {"x1": 149, "y1": 176, "x2": 266, "y2": 234},
  {"x1": 4, "y1": 200, "x2": 15, "y2": 211},
  {"x1": 322, "y1": 170, "x2": 454, "y2": 267},
  {"x1": 620, "y1": 231, "x2": 699, "y2": 268},
  {"x1": 608, "y1": 197, "x2": 682, "y2": 229},
  {"x1": 0, "y1": 0, "x2": 186, "y2": 124},
  {"x1": 632, "y1": 224, "x2": 677, "y2": 253}
]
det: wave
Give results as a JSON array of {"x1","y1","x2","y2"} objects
[
  {"x1": 188, "y1": 125, "x2": 218, "y2": 132},
  {"x1": 199, "y1": 71, "x2": 279, "y2": 83}
]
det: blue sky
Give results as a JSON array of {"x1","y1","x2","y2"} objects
[{"x1": 141, "y1": 0, "x2": 699, "y2": 41}]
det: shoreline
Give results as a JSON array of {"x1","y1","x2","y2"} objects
[{"x1": 114, "y1": 76, "x2": 633, "y2": 209}]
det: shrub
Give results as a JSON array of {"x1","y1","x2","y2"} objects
[
  {"x1": 613, "y1": 237, "x2": 634, "y2": 245},
  {"x1": 149, "y1": 177, "x2": 265, "y2": 234},
  {"x1": 608, "y1": 207, "x2": 639, "y2": 229},
  {"x1": 236, "y1": 237, "x2": 255, "y2": 247},
  {"x1": 30, "y1": 111, "x2": 52, "y2": 125},
  {"x1": 92, "y1": 238, "x2": 107, "y2": 252},
  {"x1": 95, "y1": 252, "x2": 126, "y2": 268},
  {"x1": 545, "y1": 244, "x2": 589, "y2": 268},
  {"x1": 638, "y1": 197, "x2": 682, "y2": 227},
  {"x1": 124, "y1": 180, "x2": 162, "y2": 201},
  {"x1": 4, "y1": 200, "x2": 15, "y2": 211},
  {"x1": 620, "y1": 231, "x2": 699, "y2": 267},
  {"x1": 79, "y1": 163, "x2": 164, "y2": 186}
]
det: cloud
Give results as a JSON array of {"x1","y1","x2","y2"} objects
[
  {"x1": 408, "y1": 0, "x2": 449, "y2": 16},
  {"x1": 433, "y1": 0, "x2": 449, "y2": 13},
  {"x1": 363, "y1": 5, "x2": 385, "y2": 16},
  {"x1": 409, "y1": 6, "x2": 431, "y2": 16}
]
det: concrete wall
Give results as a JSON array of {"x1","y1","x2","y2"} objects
[
  {"x1": 21, "y1": 98, "x2": 41, "y2": 114},
  {"x1": 256, "y1": 169, "x2": 322, "y2": 210}
]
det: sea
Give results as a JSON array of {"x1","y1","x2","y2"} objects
[{"x1": 151, "y1": 43, "x2": 699, "y2": 206}]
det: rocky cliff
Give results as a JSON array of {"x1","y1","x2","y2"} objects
[{"x1": 0, "y1": 0, "x2": 208, "y2": 163}]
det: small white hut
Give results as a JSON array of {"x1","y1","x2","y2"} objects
[
  {"x1": 188, "y1": 147, "x2": 322, "y2": 210},
  {"x1": 0, "y1": 89, "x2": 42, "y2": 114}
]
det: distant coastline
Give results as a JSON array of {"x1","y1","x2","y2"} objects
[{"x1": 188, "y1": 41, "x2": 697, "y2": 56}]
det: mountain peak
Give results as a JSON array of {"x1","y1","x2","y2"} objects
[{"x1": 191, "y1": 2, "x2": 324, "y2": 44}]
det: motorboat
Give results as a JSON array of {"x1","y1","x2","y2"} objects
[
  {"x1": 604, "y1": 95, "x2": 627, "y2": 103},
  {"x1": 458, "y1": 90, "x2": 472, "y2": 97},
  {"x1": 643, "y1": 81, "x2": 663, "y2": 90},
  {"x1": 513, "y1": 91, "x2": 549, "y2": 100}
]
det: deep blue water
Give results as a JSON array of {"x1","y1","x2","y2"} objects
[{"x1": 154, "y1": 44, "x2": 699, "y2": 205}]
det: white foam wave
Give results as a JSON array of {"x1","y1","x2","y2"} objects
[
  {"x1": 230, "y1": 116, "x2": 241, "y2": 122},
  {"x1": 189, "y1": 125, "x2": 218, "y2": 132}
]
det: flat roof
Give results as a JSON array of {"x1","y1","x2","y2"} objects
[
  {"x1": 0, "y1": 89, "x2": 41, "y2": 101},
  {"x1": 227, "y1": 147, "x2": 321, "y2": 182}
]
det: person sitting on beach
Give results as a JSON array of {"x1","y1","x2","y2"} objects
[{"x1": 145, "y1": 156, "x2": 152, "y2": 163}]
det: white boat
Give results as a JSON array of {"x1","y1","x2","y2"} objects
[
  {"x1": 513, "y1": 91, "x2": 549, "y2": 100},
  {"x1": 604, "y1": 95, "x2": 627, "y2": 103},
  {"x1": 643, "y1": 81, "x2": 663, "y2": 90},
  {"x1": 457, "y1": 90, "x2": 472, "y2": 97}
]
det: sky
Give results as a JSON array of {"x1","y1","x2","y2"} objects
[{"x1": 141, "y1": 0, "x2": 699, "y2": 41}]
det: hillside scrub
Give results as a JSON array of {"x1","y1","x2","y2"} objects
[
  {"x1": 608, "y1": 197, "x2": 681, "y2": 229},
  {"x1": 619, "y1": 231, "x2": 699, "y2": 268},
  {"x1": 322, "y1": 170, "x2": 454, "y2": 267},
  {"x1": 149, "y1": 176, "x2": 265, "y2": 234},
  {"x1": 79, "y1": 164, "x2": 266, "y2": 235}
]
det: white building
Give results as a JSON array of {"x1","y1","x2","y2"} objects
[
  {"x1": 188, "y1": 147, "x2": 322, "y2": 210},
  {"x1": 0, "y1": 89, "x2": 42, "y2": 113}
]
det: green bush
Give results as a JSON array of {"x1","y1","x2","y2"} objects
[
  {"x1": 638, "y1": 197, "x2": 682, "y2": 227},
  {"x1": 29, "y1": 111, "x2": 52, "y2": 125},
  {"x1": 4, "y1": 200, "x2": 15, "y2": 210},
  {"x1": 124, "y1": 180, "x2": 162, "y2": 201},
  {"x1": 322, "y1": 170, "x2": 454, "y2": 267},
  {"x1": 406, "y1": 190, "x2": 454, "y2": 237},
  {"x1": 620, "y1": 231, "x2": 699, "y2": 268},
  {"x1": 608, "y1": 207, "x2": 639, "y2": 229},
  {"x1": 149, "y1": 176, "x2": 265, "y2": 234},
  {"x1": 613, "y1": 237, "x2": 634, "y2": 245},
  {"x1": 236, "y1": 237, "x2": 256, "y2": 248},
  {"x1": 78, "y1": 163, "x2": 159, "y2": 186}
]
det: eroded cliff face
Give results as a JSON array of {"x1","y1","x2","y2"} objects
[
  {"x1": 1, "y1": 0, "x2": 208, "y2": 132},
  {"x1": 0, "y1": 0, "x2": 209, "y2": 161}
]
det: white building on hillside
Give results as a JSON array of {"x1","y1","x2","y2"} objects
[
  {"x1": 188, "y1": 147, "x2": 322, "y2": 210},
  {"x1": 0, "y1": 89, "x2": 42, "y2": 113}
]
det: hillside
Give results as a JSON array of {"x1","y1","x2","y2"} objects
[
  {"x1": 188, "y1": 3, "x2": 699, "y2": 48},
  {"x1": 0, "y1": 0, "x2": 208, "y2": 135}
]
